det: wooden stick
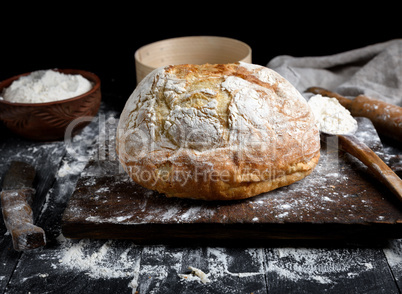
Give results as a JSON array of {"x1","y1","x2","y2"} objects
[{"x1": 338, "y1": 134, "x2": 402, "y2": 203}]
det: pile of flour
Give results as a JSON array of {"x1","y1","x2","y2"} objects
[
  {"x1": 308, "y1": 94, "x2": 357, "y2": 135},
  {"x1": 0, "y1": 69, "x2": 92, "y2": 103}
]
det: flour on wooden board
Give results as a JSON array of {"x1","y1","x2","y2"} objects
[{"x1": 76, "y1": 118, "x2": 387, "y2": 228}]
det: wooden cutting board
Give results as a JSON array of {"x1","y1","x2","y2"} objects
[{"x1": 61, "y1": 118, "x2": 402, "y2": 242}]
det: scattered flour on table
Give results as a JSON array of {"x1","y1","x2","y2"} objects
[
  {"x1": 267, "y1": 247, "x2": 376, "y2": 284},
  {"x1": 53, "y1": 234, "x2": 382, "y2": 292},
  {"x1": 56, "y1": 235, "x2": 141, "y2": 293},
  {"x1": 383, "y1": 239, "x2": 402, "y2": 279},
  {"x1": 0, "y1": 69, "x2": 92, "y2": 103},
  {"x1": 55, "y1": 235, "x2": 266, "y2": 293},
  {"x1": 178, "y1": 247, "x2": 264, "y2": 286},
  {"x1": 57, "y1": 112, "x2": 118, "y2": 178},
  {"x1": 57, "y1": 159, "x2": 87, "y2": 178}
]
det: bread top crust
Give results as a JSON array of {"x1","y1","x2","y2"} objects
[{"x1": 116, "y1": 62, "x2": 320, "y2": 196}]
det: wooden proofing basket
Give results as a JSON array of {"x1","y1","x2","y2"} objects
[{"x1": 134, "y1": 36, "x2": 252, "y2": 83}]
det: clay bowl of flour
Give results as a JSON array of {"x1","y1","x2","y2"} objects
[{"x1": 0, "y1": 69, "x2": 101, "y2": 141}]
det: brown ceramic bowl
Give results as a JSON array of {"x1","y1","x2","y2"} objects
[{"x1": 0, "y1": 69, "x2": 101, "y2": 141}]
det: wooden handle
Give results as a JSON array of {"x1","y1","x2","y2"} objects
[
  {"x1": 307, "y1": 87, "x2": 402, "y2": 142},
  {"x1": 1, "y1": 189, "x2": 45, "y2": 251},
  {"x1": 350, "y1": 95, "x2": 402, "y2": 142},
  {"x1": 338, "y1": 135, "x2": 402, "y2": 203}
]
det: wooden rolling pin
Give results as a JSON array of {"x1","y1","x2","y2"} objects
[
  {"x1": 307, "y1": 87, "x2": 402, "y2": 142},
  {"x1": 1, "y1": 161, "x2": 46, "y2": 251},
  {"x1": 337, "y1": 134, "x2": 402, "y2": 204}
]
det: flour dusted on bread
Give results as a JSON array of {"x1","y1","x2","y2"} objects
[{"x1": 116, "y1": 63, "x2": 320, "y2": 200}]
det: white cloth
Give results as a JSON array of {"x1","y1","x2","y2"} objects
[{"x1": 267, "y1": 39, "x2": 402, "y2": 106}]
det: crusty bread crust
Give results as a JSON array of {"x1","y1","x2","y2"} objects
[{"x1": 116, "y1": 63, "x2": 320, "y2": 200}]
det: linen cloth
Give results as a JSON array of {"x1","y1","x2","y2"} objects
[{"x1": 267, "y1": 39, "x2": 402, "y2": 107}]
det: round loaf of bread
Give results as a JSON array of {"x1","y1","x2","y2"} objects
[{"x1": 116, "y1": 62, "x2": 320, "y2": 200}]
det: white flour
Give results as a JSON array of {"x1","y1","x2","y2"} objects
[
  {"x1": 267, "y1": 247, "x2": 376, "y2": 285},
  {"x1": 59, "y1": 238, "x2": 139, "y2": 279},
  {"x1": 308, "y1": 94, "x2": 357, "y2": 135},
  {"x1": 55, "y1": 237, "x2": 265, "y2": 293},
  {"x1": 0, "y1": 69, "x2": 92, "y2": 103},
  {"x1": 56, "y1": 236, "x2": 141, "y2": 293},
  {"x1": 178, "y1": 266, "x2": 211, "y2": 284},
  {"x1": 39, "y1": 233, "x2": 402, "y2": 294}
]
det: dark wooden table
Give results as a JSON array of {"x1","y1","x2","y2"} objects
[{"x1": 1, "y1": 99, "x2": 402, "y2": 294}]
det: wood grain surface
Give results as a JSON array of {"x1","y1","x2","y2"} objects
[
  {"x1": 1, "y1": 104, "x2": 402, "y2": 294},
  {"x1": 62, "y1": 117, "x2": 402, "y2": 242}
]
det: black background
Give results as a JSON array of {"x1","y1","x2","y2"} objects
[{"x1": 1, "y1": 4, "x2": 400, "y2": 111}]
